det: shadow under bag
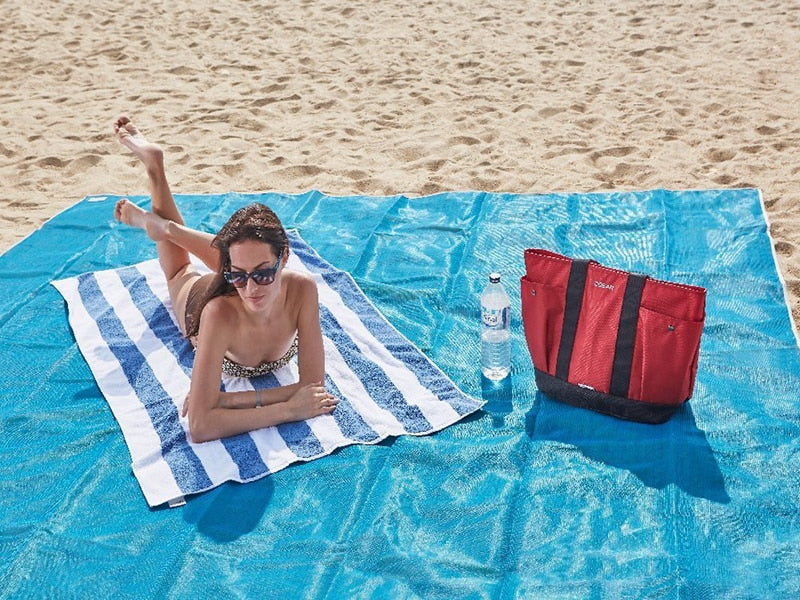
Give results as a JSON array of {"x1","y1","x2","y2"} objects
[{"x1": 521, "y1": 249, "x2": 706, "y2": 424}]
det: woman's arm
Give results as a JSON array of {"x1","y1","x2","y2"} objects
[
  {"x1": 216, "y1": 382, "x2": 302, "y2": 409},
  {"x1": 294, "y1": 273, "x2": 326, "y2": 384}
]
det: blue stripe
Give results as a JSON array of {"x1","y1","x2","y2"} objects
[
  {"x1": 319, "y1": 305, "x2": 432, "y2": 434},
  {"x1": 291, "y1": 233, "x2": 479, "y2": 416},
  {"x1": 77, "y1": 272, "x2": 213, "y2": 493},
  {"x1": 256, "y1": 370, "x2": 380, "y2": 449},
  {"x1": 276, "y1": 420, "x2": 325, "y2": 458},
  {"x1": 214, "y1": 377, "x2": 271, "y2": 480},
  {"x1": 219, "y1": 434, "x2": 269, "y2": 479},
  {"x1": 116, "y1": 266, "x2": 194, "y2": 376}
]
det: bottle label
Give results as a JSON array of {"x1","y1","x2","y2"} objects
[{"x1": 482, "y1": 306, "x2": 509, "y2": 329}]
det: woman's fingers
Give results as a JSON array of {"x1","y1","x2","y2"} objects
[{"x1": 305, "y1": 383, "x2": 338, "y2": 411}]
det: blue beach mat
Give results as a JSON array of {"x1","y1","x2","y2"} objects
[{"x1": 1, "y1": 188, "x2": 799, "y2": 598}]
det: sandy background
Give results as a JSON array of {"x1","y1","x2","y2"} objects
[{"x1": 2, "y1": 0, "x2": 798, "y2": 324}]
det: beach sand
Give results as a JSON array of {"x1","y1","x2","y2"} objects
[{"x1": 2, "y1": 0, "x2": 798, "y2": 323}]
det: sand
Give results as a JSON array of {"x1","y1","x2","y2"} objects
[{"x1": 2, "y1": 0, "x2": 799, "y2": 323}]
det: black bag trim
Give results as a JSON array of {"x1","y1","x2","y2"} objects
[
  {"x1": 609, "y1": 273, "x2": 647, "y2": 397},
  {"x1": 555, "y1": 258, "x2": 589, "y2": 380},
  {"x1": 534, "y1": 368, "x2": 682, "y2": 425}
]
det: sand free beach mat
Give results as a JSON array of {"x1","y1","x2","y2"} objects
[
  {"x1": 1, "y1": 188, "x2": 799, "y2": 598},
  {"x1": 52, "y1": 231, "x2": 483, "y2": 507}
]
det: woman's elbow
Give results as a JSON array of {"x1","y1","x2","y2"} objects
[{"x1": 188, "y1": 412, "x2": 217, "y2": 444}]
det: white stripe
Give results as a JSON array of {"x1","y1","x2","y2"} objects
[
  {"x1": 250, "y1": 426, "x2": 299, "y2": 472},
  {"x1": 51, "y1": 276, "x2": 183, "y2": 506},
  {"x1": 137, "y1": 258, "x2": 182, "y2": 331}
]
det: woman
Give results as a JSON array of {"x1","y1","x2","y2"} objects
[{"x1": 112, "y1": 116, "x2": 337, "y2": 443}]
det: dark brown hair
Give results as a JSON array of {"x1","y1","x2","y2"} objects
[{"x1": 184, "y1": 203, "x2": 289, "y2": 339}]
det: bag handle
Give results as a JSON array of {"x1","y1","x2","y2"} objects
[
  {"x1": 555, "y1": 258, "x2": 589, "y2": 380},
  {"x1": 555, "y1": 258, "x2": 648, "y2": 397},
  {"x1": 609, "y1": 273, "x2": 647, "y2": 397}
]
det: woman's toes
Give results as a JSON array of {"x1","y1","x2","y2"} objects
[{"x1": 113, "y1": 199, "x2": 125, "y2": 221}]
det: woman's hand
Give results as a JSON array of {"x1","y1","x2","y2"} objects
[{"x1": 285, "y1": 382, "x2": 338, "y2": 421}]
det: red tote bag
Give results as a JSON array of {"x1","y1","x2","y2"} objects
[{"x1": 520, "y1": 249, "x2": 706, "y2": 424}]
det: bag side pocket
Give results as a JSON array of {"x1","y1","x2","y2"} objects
[
  {"x1": 629, "y1": 306, "x2": 704, "y2": 404},
  {"x1": 521, "y1": 276, "x2": 567, "y2": 375}
]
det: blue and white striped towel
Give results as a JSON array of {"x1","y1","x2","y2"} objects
[{"x1": 53, "y1": 230, "x2": 483, "y2": 507}]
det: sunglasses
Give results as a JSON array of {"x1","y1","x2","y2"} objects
[{"x1": 224, "y1": 249, "x2": 283, "y2": 288}]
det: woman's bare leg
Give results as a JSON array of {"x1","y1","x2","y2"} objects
[
  {"x1": 114, "y1": 116, "x2": 226, "y2": 335},
  {"x1": 113, "y1": 116, "x2": 221, "y2": 272},
  {"x1": 114, "y1": 199, "x2": 220, "y2": 271},
  {"x1": 114, "y1": 115, "x2": 189, "y2": 279}
]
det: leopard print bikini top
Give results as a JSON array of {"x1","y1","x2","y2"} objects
[{"x1": 220, "y1": 336, "x2": 298, "y2": 378}]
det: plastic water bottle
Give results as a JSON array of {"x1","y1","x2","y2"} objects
[{"x1": 481, "y1": 272, "x2": 511, "y2": 380}]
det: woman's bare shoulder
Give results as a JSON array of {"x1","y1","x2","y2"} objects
[
  {"x1": 283, "y1": 270, "x2": 319, "y2": 319},
  {"x1": 200, "y1": 294, "x2": 240, "y2": 327},
  {"x1": 285, "y1": 269, "x2": 317, "y2": 293}
]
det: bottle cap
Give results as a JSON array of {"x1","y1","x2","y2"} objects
[{"x1": 489, "y1": 272, "x2": 501, "y2": 283}]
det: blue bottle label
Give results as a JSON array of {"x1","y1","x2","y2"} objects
[{"x1": 482, "y1": 306, "x2": 509, "y2": 329}]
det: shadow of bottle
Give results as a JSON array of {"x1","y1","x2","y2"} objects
[
  {"x1": 481, "y1": 372, "x2": 514, "y2": 428},
  {"x1": 526, "y1": 392, "x2": 730, "y2": 503}
]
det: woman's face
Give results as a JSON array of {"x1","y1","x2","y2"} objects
[{"x1": 227, "y1": 239, "x2": 285, "y2": 311}]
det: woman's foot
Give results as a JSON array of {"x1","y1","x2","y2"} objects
[
  {"x1": 114, "y1": 115, "x2": 164, "y2": 173},
  {"x1": 114, "y1": 198, "x2": 171, "y2": 242}
]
